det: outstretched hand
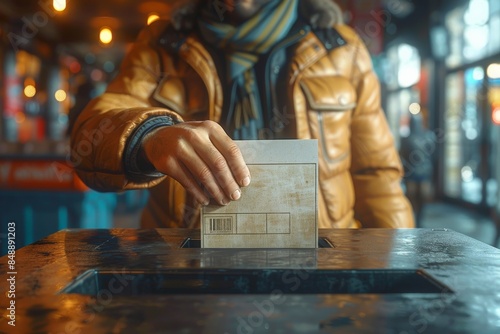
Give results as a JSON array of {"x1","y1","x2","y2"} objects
[{"x1": 142, "y1": 120, "x2": 251, "y2": 206}]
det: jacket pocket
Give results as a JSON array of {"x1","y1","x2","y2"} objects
[
  {"x1": 153, "y1": 76, "x2": 187, "y2": 114},
  {"x1": 300, "y1": 76, "x2": 357, "y2": 164},
  {"x1": 152, "y1": 75, "x2": 208, "y2": 119}
]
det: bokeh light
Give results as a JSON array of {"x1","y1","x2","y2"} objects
[
  {"x1": 487, "y1": 63, "x2": 500, "y2": 79},
  {"x1": 147, "y1": 13, "x2": 160, "y2": 25},
  {"x1": 24, "y1": 85, "x2": 36, "y2": 98},
  {"x1": 53, "y1": 0, "x2": 66, "y2": 12},
  {"x1": 409, "y1": 103, "x2": 421, "y2": 115},
  {"x1": 99, "y1": 27, "x2": 113, "y2": 44},
  {"x1": 55, "y1": 89, "x2": 67, "y2": 102}
]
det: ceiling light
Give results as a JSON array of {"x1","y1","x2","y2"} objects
[
  {"x1": 99, "y1": 27, "x2": 113, "y2": 45},
  {"x1": 147, "y1": 14, "x2": 160, "y2": 25},
  {"x1": 53, "y1": 0, "x2": 67, "y2": 12}
]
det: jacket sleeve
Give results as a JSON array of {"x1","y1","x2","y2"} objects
[
  {"x1": 347, "y1": 30, "x2": 415, "y2": 228},
  {"x1": 69, "y1": 20, "x2": 182, "y2": 192}
]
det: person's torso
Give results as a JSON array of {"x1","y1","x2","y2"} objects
[{"x1": 143, "y1": 22, "x2": 363, "y2": 229}]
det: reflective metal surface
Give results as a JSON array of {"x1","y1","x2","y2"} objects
[{"x1": 1, "y1": 228, "x2": 499, "y2": 333}]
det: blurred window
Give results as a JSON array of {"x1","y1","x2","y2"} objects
[
  {"x1": 446, "y1": 0, "x2": 500, "y2": 68},
  {"x1": 444, "y1": 67, "x2": 484, "y2": 203},
  {"x1": 488, "y1": 72, "x2": 500, "y2": 209},
  {"x1": 442, "y1": 0, "x2": 500, "y2": 209},
  {"x1": 490, "y1": 8, "x2": 500, "y2": 210},
  {"x1": 387, "y1": 89, "x2": 420, "y2": 149},
  {"x1": 2, "y1": 50, "x2": 44, "y2": 143},
  {"x1": 386, "y1": 44, "x2": 421, "y2": 90},
  {"x1": 384, "y1": 43, "x2": 421, "y2": 148},
  {"x1": 1, "y1": 49, "x2": 86, "y2": 144}
]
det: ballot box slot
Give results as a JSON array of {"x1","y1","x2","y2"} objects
[
  {"x1": 179, "y1": 237, "x2": 335, "y2": 249},
  {"x1": 60, "y1": 269, "x2": 453, "y2": 296}
]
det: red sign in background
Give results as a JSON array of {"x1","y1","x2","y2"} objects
[{"x1": 0, "y1": 160, "x2": 87, "y2": 191}]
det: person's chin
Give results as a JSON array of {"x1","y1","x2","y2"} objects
[{"x1": 232, "y1": 0, "x2": 271, "y2": 19}]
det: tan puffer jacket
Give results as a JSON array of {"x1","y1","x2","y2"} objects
[{"x1": 70, "y1": 4, "x2": 414, "y2": 229}]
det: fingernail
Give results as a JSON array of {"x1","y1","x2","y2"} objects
[
  {"x1": 241, "y1": 176, "x2": 251, "y2": 187},
  {"x1": 200, "y1": 198, "x2": 210, "y2": 206},
  {"x1": 221, "y1": 198, "x2": 229, "y2": 206},
  {"x1": 231, "y1": 189, "x2": 241, "y2": 201}
]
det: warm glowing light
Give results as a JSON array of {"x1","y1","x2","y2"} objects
[
  {"x1": 15, "y1": 113, "x2": 26, "y2": 124},
  {"x1": 487, "y1": 63, "x2": 500, "y2": 79},
  {"x1": 493, "y1": 105, "x2": 500, "y2": 125},
  {"x1": 69, "y1": 61, "x2": 81, "y2": 74},
  {"x1": 147, "y1": 14, "x2": 160, "y2": 25},
  {"x1": 24, "y1": 77, "x2": 35, "y2": 87},
  {"x1": 489, "y1": 87, "x2": 500, "y2": 105},
  {"x1": 99, "y1": 27, "x2": 113, "y2": 44},
  {"x1": 53, "y1": 0, "x2": 66, "y2": 12},
  {"x1": 55, "y1": 89, "x2": 67, "y2": 102},
  {"x1": 409, "y1": 103, "x2": 421, "y2": 115},
  {"x1": 24, "y1": 85, "x2": 36, "y2": 98}
]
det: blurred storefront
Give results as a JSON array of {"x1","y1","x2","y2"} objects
[
  {"x1": 381, "y1": 0, "x2": 500, "y2": 218},
  {"x1": 440, "y1": 0, "x2": 500, "y2": 211},
  {"x1": 0, "y1": 16, "x2": 120, "y2": 255},
  {"x1": 1, "y1": 0, "x2": 499, "y2": 251}
]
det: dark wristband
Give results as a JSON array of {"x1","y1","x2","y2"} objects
[{"x1": 124, "y1": 116, "x2": 180, "y2": 180}]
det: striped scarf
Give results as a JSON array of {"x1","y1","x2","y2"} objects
[{"x1": 198, "y1": 0, "x2": 298, "y2": 138}]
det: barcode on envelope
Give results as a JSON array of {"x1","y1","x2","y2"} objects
[{"x1": 209, "y1": 217, "x2": 233, "y2": 233}]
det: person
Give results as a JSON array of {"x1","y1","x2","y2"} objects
[
  {"x1": 399, "y1": 113, "x2": 436, "y2": 226},
  {"x1": 70, "y1": 0, "x2": 414, "y2": 229}
]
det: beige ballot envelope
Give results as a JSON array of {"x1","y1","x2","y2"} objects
[{"x1": 201, "y1": 139, "x2": 318, "y2": 248}]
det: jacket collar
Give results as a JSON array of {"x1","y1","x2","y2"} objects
[{"x1": 163, "y1": 1, "x2": 346, "y2": 121}]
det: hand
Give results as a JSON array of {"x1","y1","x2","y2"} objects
[{"x1": 142, "y1": 120, "x2": 251, "y2": 206}]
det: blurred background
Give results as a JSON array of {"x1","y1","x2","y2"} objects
[{"x1": 0, "y1": 0, "x2": 499, "y2": 254}]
